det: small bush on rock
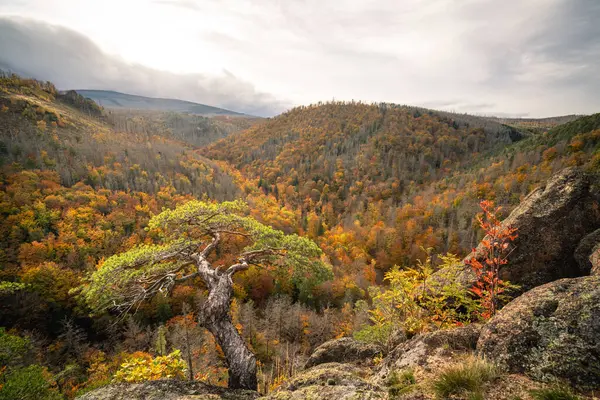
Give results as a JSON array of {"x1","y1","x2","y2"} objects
[
  {"x1": 355, "y1": 249, "x2": 478, "y2": 349},
  {"x1": 387, "y1": 368, "x2": 417, "y2": 397},
  {"x1": 112, "y1": 350, "x2": 186, "y2": 383},
  {"x1": 432, "y1": 357, "x2": 498, "y2": 399},
  {"x1": 530, "y1": 386, "x2": 581, "y2": 400}
]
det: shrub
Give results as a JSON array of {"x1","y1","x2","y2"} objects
[
  {"x1": 112, "y1": 350, "x2": 186, "y2": 383},
  {"x1": 353, "y1": 320, "x2": 395, "y2": 350},
  {"x1": 0, "y1": 327, "x2": 32, "y2": 367},
  {"x1": 530, "y1": 387, "x2": 581, "y2": 400},
  {"x1": 432, "y1": 357, "x2": 498, "y2": 399},
  {"x1": 355, "y1": 249, "x2": 478, "y2": 348},
  {"x1": 466, "y1": 200, "x2": 518, "y2": 319},
  {"x1": 387, "y1": 369, "x2": 417, "y2": 397}
]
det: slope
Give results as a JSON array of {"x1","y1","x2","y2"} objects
[
  {"x1": 0, "y1": 75, "x2": 242, "y2": 199},
  {"x1": 0, "y1": 74, "x2": 251, "y2": 338},
  {"x1": 76, "y1": 89, "x2": 246, "y2": 116},
  {"x1": 106, "y1": 109, "x2": 261, "y2": 147}
]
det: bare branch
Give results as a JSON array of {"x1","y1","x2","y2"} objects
[
  {"x1": 226, "y1": 258, "x2": 249, "y2": 276},
  {"x1": 202, "y1": 232, "x2": 221, "y2": 257},
  {"x1": 175, "y1": 271, "x2": 200, "y2": 282}
]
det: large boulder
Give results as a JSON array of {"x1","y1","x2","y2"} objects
[
  {"x1": 76, "y1": 380, "x2": 259, "y2": 400},
  {"x1": 261, "y1": 362, "x2": 386, "y2": 400},
  {"x1": 477, "y1": 276, "x2": 600, "y2": 389},
  {"x1": 436, "y1": 167, "x2": 600, "y2": 292},
  {"x1": 377, "y1": 324, "x2": 482, "y2": 382},
  {"x1": 304, "y1": 337, "x2": 382, "y2": 369}
]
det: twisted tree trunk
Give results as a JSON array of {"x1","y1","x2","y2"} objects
[{"x1": 200, "y1": 272, "x2": 257, "y2": 390}]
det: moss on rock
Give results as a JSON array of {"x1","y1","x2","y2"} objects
[
  {"x1": 76, "y1": 379, "x2": 259, "y2": 400},
  {"x1": 260, "y1": 363, "x2": 386, "y2": 400},
  {"x1": 304, "y1": 337, "x2": 382, "y2": 369},
  {"x1": 477, "y1": 276, "x2": 600, "y2": 389}
]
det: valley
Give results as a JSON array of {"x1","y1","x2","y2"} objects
[{"x1": 1, "y1": 73, "x2": 600, "y2": 399}]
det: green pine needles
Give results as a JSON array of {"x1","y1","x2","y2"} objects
[{"x1": 81, "y1": 199, "x2": 332, "y2": 315}]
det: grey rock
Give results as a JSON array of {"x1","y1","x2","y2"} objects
[
  {"x1": 435, "y1": 167, "x2": 600, "y2": 292},
  {"x1": 377, "y1": 324, "x2": 482, "y2": 383},
  {"x1": 477, "y1": 276, "x2": 600, "y2": 389},
  {"x1": 260, "y1": 362, "x2": 386, "y2": 400},
  {"x1": 304, "y1": 337, "x2": 382, "y2": 369},
  {"x1": 76, "y1": 379, "x2": 259, "y2": 400},
  {"x1": 574, "y1": 228, "x2": 600, "y2": 275}
]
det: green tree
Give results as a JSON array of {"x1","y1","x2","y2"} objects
[
  {"x1": 0, "y1": 365, "x2": 62, "y2": 400},
  {"x1": 0, "y1": 327, "x2": 33, "y2": 368},
  {"x1": 81, "y1": 200, "x2": 331, "y2": 390}
]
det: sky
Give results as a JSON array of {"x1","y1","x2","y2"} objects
[{"x1": 0, "y1": 0, "x2": 599, "y2": 117}]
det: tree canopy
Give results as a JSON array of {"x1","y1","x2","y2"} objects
[{"x1": 82, "y1": 200, "x2": 332, "y2": 315}]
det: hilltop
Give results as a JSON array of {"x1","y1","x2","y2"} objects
[
  {"x1": 204, "y1": 102, "x2": 600, "y2": 279},
  {"x1": 75, "y1": 89, "x2": 248, "y2": 117},
  {"x1": 489, "y1": 114, "x2": 585, "y2": 134}
]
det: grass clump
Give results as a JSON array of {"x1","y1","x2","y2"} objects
[
  {"x1": 387, "y1": 369, "x2": 417, "y2": 398},
  {"x1": 432, "y1": 357, "x2": 498, "y2": 399},
  {"x1": 529, "y1": 386, "x2": 580, "y2": 400}
]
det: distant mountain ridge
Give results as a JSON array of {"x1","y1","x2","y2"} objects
[{"x1": 74, "y1": 89, "x2": 246, "y2": 116}]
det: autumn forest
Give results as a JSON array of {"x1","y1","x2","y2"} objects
[{"x1": 1, "y1": 73, "x2": 600, "y2": 399}]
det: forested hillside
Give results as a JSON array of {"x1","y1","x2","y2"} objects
[
  {"x1": 0, "y1": 74, "x2": 241, "y2": 198},
  {"x1": 490, "y1": 114, "x2": 584, "y2": 134},
  {"x1": 106, "y1": 109, "x2": 260, "y2": 147},
  {"x1": 0, "y1": 74, "x2": 247, "y2": 333},
  {"x1": 205, "y1": 103, "x2": 600, "y2": 283}
]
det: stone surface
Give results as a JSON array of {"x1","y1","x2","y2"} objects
[
  {"x1": 591, "y1": 244, "x2": 600, "y2": 275},
  {"x1": 76, "y1": 380, "x2": 259, "y2": 400},
  {"x1": 574, "y1": 228, "x2": 600, "y2": 275},
  {"x1": 304, "y1": 337, "x2": 382, "y2": 369},
  {"x1": 377, "y1": 324, "x2": 482, "y2": 383},
  {"x1": 261, "y1": 362, "x2": 386, "y2": 400},
  {"x1": 477, "y1": 276, "x2": 600, "y2": 389},
  {"x1": 435, "y1": 167, "x2": 600, "y2": 292}
]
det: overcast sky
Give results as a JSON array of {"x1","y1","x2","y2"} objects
[{"x1": 0, "y1": 0, "x2": 598, "y2": 117}]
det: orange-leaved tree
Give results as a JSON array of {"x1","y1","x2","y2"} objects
[{"x1": 466, "y1": 200, "x2": 518, "y2": 319}]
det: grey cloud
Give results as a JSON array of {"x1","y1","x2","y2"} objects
[
  {"x1": 417, "y1": 100, "x2": 499, "y2": 114},
  {"x1": 1, "y1": 0, "x2": 599, "y2": 118},
  {"x1": 153, "y1": 0, "x2": 202, "y2": 11},
  {"x1": 531, "y1": 0, "x2": 600, "y2": 63},
  {"x1": 0, "y1": 17, "x2": 288, "y2": 116},
  {"x1": 456, "y1": 0, "x2": 599, "y2": 90}
]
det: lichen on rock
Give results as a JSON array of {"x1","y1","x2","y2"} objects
[
  {"x1": 76, "y1": 379, "x2": 259, "y2": 400},
  {"x1": 477, "y1": 275, "x2": 600, "y2": 389},
  {"x1": 376, "y1": 324, "x2": 482, "y2": 384},
  {"x1": 260, "y1": 362, "x2": 386, "y2": 400},
  {"x1": 304, "y1": 337, "x2": 382, "y2": 369}
]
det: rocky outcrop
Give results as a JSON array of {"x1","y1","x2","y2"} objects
[
  {"x1": 304, "y1": 337, "x2": 382, "y2": 369},
  {"x1": 262, "y1": 362, "x2": 385, "y2": 399},
  {"x1": 435, "y1": 168, "x2": 600, "y2": 292},
  {"x1": 575, "y1": 229, "x2": 600, "y2": 275},
  {"x1": 76, "y1": 380, "x2": 259, "y2": 400},
  {"x1": 477, "y1": 276, "x2": 600, "y2": 389},
  {"x1": 377, "y1": 324, "x2": 482, "y2": 382},
  {"x1": 591, "y1": 245, "x2": 600, "y2": 275}
]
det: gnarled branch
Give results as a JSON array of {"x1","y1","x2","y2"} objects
[{"x1": 226, "y1": 259, "x2": 249, "y2": 276}]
